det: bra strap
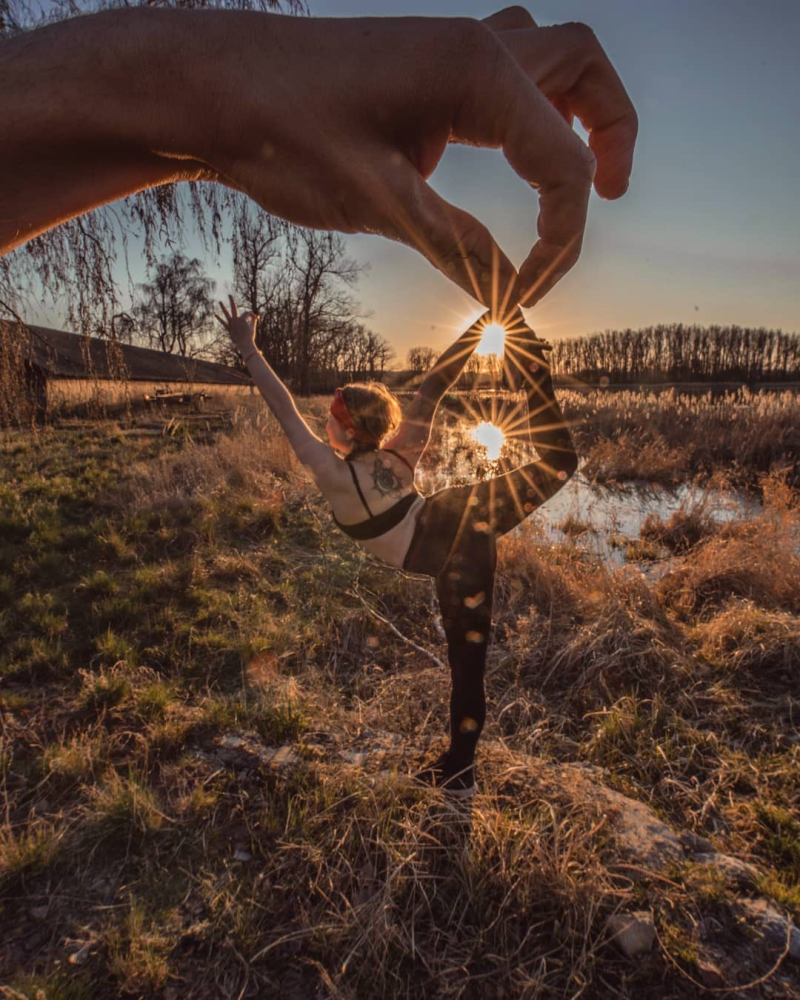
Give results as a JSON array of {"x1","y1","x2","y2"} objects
[
  {"x1": 345, "y1": 459, "x2": 374, "y2": 518},
  {"x1": 382, "y1": 448, "x2": 415, "y2": 474}
]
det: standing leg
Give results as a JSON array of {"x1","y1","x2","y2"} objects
[
  {"x1": 405, "y1": 490, "x2": 496, "y2": 795},
  {"x1": 404, "y1": 367, "x2": 576, "y2": 792},
  {"x1": 435, "y1": 526, "x2": 495, "y2": 780}
]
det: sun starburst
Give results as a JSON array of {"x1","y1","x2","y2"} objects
[
  {"x1": 472, "y1": 421, "x2": 505, "y2": 461},
  {"x1": 475, "y1": 323, "x2": 506, "y2": 356}
]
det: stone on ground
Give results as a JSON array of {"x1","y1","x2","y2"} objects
[{"x1": 606, "y1": 911, "x2": 656, "y2": 958}]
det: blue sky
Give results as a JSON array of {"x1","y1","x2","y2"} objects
[{"x1": 38, "y1": 0, "x2": 800, "y2": 361}]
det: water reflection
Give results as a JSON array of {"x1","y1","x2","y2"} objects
[
  {"x1": 417, "y1": 400, "x2": 532, "y2": 493},
  {"x1": 414, "y1": 406, "x2": 761, "y2": 568},
  {"x1": 531, "y1": 476, "x2": 760, "y2": 568}
]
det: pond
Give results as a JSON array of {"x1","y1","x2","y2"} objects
[
  {"x1": 415, "y1": 409, "x2": 761, "y2": 568},
  {"x1": 530, "y1": 475, "x2": 760, "y2": 567}
]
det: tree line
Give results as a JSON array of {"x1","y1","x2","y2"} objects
[
  {"x1": 550, "y1": 323, "x2": 800, "y2": 385},
  {"x1": 117, "y1": 207, "x2": 394, "y2": 393}
]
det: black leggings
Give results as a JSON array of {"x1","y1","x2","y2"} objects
[{"x1": 403, "y1": 370, "x2": 576, "y2": 769}]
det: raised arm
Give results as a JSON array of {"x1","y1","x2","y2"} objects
[
  {"x1": 216, "y1": 298, "x2": 335, "y2": 478},
  {"x1": 385, "y1": 314, "x2": 487, "y2": 461}
]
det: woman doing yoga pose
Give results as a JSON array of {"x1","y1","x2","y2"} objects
[{"x1": 217, "y1": 298, "x2": 577, "y2": 797}]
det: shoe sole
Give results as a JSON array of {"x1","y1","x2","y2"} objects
[
  {"x1": 441, "y1": 785, "x2": 477, "y2": 799},
  {"x1": 401, "y1": 774, "x2": 477, "y2": 798}
]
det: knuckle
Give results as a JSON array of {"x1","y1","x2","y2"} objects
[
  {"x1": 574, "y1": 142, "x2": 597, "y2": 183},
  {"x1": 498, "y1": 6, "x2": 535, "y2": 27},
  {"x1": 451, "y1": 16, "x2": 498, "y2": 59},
  {"x1": 583, "y1": 144, "x2": 598, "y2": 176},
  {"x1": 566, "y1": 20, "x2": 599, "y2": 49}
]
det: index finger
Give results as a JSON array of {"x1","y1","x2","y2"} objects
[
  {"x1": 499, "y1": 22, "x2": 638, "y2": 199},
  {"x1": 454, "y1": 37, "x2": 596, "y2": 308}
]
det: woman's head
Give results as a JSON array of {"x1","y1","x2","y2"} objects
[{"x1": 327, "y1": 382, "x2": 402, "y2": 455}]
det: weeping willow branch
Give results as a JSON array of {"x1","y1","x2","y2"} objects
[{"x1": 0, "y1": 0, "x2": 306, "y2": 338}]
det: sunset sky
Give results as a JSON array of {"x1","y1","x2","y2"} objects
[
  {"x1": 36, "y1": 0, "x2": 800, "y2": 362},
  {"x1": 301, "y1": 0, "x2": 800, "y2": 359}
]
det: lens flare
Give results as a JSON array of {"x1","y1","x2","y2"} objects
[
  {"x1": 476, "y1": 322, "x2": 506, "y2": 356},
  {"x1": 472, "y1": 421, "x2": 505, "y2": 461}
]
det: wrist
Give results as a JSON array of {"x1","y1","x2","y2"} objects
[
  {"x1": 89, "y1": 8, "x2": 234, "y2": 163},
  {"x1": 242, "y1": 346, "x2": 261, "y2": 363},
  {"x1": 123, "y1": 8, "x2": 294, "y2": 168},
  {"x1": 0, "y1": 9, "x2": 224, "y2": 251}
]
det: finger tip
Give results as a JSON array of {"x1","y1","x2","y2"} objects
[{"x1": 594, "y1": 174, "x2": 630, "y2": 200}]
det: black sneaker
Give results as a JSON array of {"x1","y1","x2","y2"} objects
[{"x1": 413, "y1": 753, "x2": 477, "y2": 798}]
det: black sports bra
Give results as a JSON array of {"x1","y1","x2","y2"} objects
[{"x1": 333, "y1": 449, "x2": 419, "y2": 541}]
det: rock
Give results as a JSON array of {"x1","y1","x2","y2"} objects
[
  {"x1": 219, "y1": 735, "x2": 246, "y2": 750},
  {"x1": 538, "y1": 762, "x2": 683, "y2": 870},
  {"x1": 233, "y1": 846, "x2": 253, "y2": 862},
  {"x1": 569, "y1": 762, "x2": 606, "y2": 780},
  {"x1": 215, "y1": 733, "x2": 301, "y2": 772},
  {"x1": 606, "y1": 911, "x2": 656, "y2": 958},
  {"x1": 29, "y1": 905, "x2": 49, "y2": 920},
  {"x1": 679, "y1": 829, "x2": 715, "y2": 854},
  {"x1": 737, "y1": 899, "x2": 800, "y2": 962},
  {"x1": 691, "y1": 852, "x2": 759, "y2": 888},
  {"x1": 596, "y1": 786, "x2": 683, "y2": 869},
  {"x1": 261, "y1": 745, "x2": 301, "y2": 770}
]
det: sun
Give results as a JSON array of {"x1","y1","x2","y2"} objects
[
  {"x1": 476, "y1": 322, "x2": 506, "y2": 356},
  {"x1": 472, "y1": 421, "x2": 505, "y2": 461}
]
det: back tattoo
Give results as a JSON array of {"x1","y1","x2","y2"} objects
[{"x1": 371, "y1": 457, "x2": 405, "y2": 498}]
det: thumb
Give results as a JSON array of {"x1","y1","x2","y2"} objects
[{"x1": 382, "y1": 167, "x2": 518, "y2": 322}]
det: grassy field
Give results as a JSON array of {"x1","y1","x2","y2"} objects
[{"x1": 1, "y1": 393, "x2": 799, "y2": 997}]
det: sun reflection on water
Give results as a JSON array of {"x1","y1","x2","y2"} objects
[{"x1": 472, "y1": 421, "x2": 505, "y2": 461}]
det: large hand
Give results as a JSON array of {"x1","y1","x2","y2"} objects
[
  {"x1": 207, "y1": 7, "x2": 637, "y2": 316},
  {"x1": 0, "y1": 7, "x2": 637, "y2": 318}
]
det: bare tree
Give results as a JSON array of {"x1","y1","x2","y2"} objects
[
  {"x1": 551, "y1": 323, "x2": 800, "y2": 385},
  {"x1": 364, "y1": 328, "x2": 395, "y2": 377},
  {"x1": 111, "y1": 311, "x2": 136, "y2": 345},
  {"x1": 407, "y1": 346, "x2": 437, "y2": 373},
  {"x1": 232, "y1": 202, "x2": 284, "y2": 317},
  {"x1": 133, "y1": 253, "x2": 216, "y2": 358},
  {"x1": 0, "y1": 0, "x2": 305, "y2": 341},
  {"x1": 287, "y1": 228, "x2": 363, "y2": 394}
]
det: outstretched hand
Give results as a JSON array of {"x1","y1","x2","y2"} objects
[{"x1": 215, "y1": 296, "x2": 257, "y2": 353}]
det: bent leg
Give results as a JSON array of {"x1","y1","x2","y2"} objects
[
  {"x1": 502, "y1": 308, "x2": 576, "y2": 470},
  {"x1": 489, "y1": 341, "x2": 578, "y2": 537}
]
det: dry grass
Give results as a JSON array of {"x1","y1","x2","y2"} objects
[
  {"x1": 1, "y1": 399, "x2": 799, "y2": 997},
  {"x1": 562, "y1": 387, "x2": 799, "y2": 487}
]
